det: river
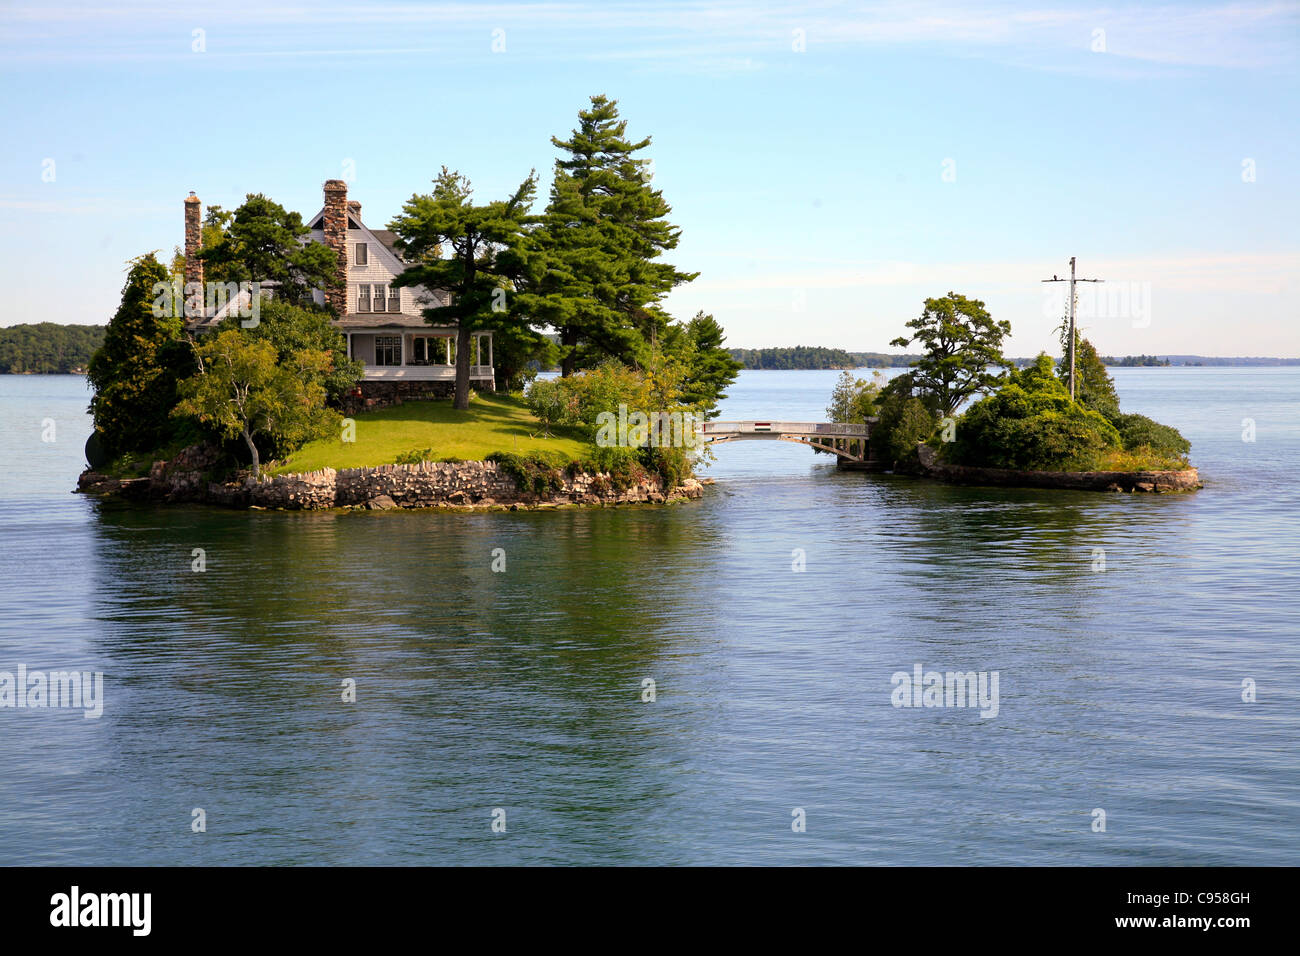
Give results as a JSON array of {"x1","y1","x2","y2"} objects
[{"x1": 0, "y1": 368, "x2": 1296, "y2": 865}]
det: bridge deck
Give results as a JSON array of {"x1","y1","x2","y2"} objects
[{"x1": 700, "y1": 420, "x2": 876, "y2": 462}]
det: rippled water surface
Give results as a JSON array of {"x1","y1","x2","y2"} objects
[{"x1": 1, "y1": 368, "x2": 1296, "y2": 865}]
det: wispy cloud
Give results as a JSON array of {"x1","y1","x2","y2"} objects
[
  {"x1": 690, "y1": 251, "x2": 1300, "y2": 295},
  {"x1": 1, "y1": 1, "x2": 1295, "y2": 74}
]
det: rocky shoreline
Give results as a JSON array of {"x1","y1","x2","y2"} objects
[
  {"x1": 915, "y1": 445, "x2": 1201, "y2": 493},
  {"x1": 76, "y1": 444, "x2": 704, "y2": 511}
]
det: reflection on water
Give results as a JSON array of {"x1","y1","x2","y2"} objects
[{"x1": 0, "y1": 369, "x2": 1297, "y2": 864}]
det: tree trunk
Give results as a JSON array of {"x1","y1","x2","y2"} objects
[
  {"x1": 242, "y1": 426, "x2": 260, "y2": 478},
  {"x1": 453, "y1": 324, "x2": 473, "y2": 410},
  {"x1": 560, "y1": 326, "x2": 577, "y2": 377}
]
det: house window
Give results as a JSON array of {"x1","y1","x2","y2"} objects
[
  {"x1": 375, "y1": 336, "x2": 401, "y2": 366},
  {"x1": 355, "y1": 243, "x2": 368, "y2": 266},
  {"x1": 388, "y1": 288, "x2": 401, "y2": 313},
  {"x1": 373, "y1": 284, "x2": 387, "y2": 313},
  {"x1": 356, "y1": 284, "x2": 371, "y2": 312}
]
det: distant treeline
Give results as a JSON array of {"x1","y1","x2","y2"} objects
[
  {"x1": 729, "y1": 346, "x2": 921, "y2": 369},
  {"x1": 730, "y1": 345, "x2": 1299, "y2": 371},
  {"x1": 1102, "y1": 354, "x2": 1171, "y2": 367},
  {"x1": 0, "y1": 323, "x2": 105, "y2": 373}
]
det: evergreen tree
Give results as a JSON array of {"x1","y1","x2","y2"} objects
[
  {"x1": 669, "y1": 312, "x2": 743, "y2": 417},
  {"x1": 522, "y1": 95, "x2": 696, "y2": 375},
  {"x1": 199, "y1": 194, "x2": 338, "y2": 306},
  {"x1": 87, "y1": 254, "x2": 190, "y2": 457},
  {"x1": 1057, "y1": 329, "x2": 1121, "y2": 421},
  {"x1": 389, "y1": 167, "x2": 543, "y2": 410}
]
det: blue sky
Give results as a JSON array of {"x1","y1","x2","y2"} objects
[{"x1": 1, "y1": 0, "x2": 1297, "y2": 355}]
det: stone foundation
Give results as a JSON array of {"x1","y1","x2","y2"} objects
[{"x1": 339, "y1": 380, "x2": 458, "y2": 416}]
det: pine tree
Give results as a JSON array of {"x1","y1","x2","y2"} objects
[
  {"x1": 389, "y1": 167, "x2": 542, "y2": 410},
  {"x1": 521, "y1": 95, "x2": 696, "y2": 375},
  {"x1": 672, "y1": 312, "x2": 743, "y2": 417},
  {"x1": 1057, "y1": 328, "x2": 1121, "y2": 421},
  {"x1": 199, "y1": 194, "x2": 338, "y2": 306}
]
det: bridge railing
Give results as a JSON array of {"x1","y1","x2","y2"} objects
[{"x1": 701, "y1": 420, "x2": 874, "y2": 437}]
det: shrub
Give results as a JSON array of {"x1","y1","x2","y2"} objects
[
  {"x1": 1111, "y1": 413, "x2": 1190, "y2": 461},
  {"x1": 871, "y1": 374, "x2": 940, "y2": 470},
  {"x1": 395, "y1": 448, "x2": 433, "y2": 465},
  {"x1": 487, "y1": 451, "x2": 566, "y2": 494},
  {"x1": 947, "y1": 354, "x2": 1121, "y2": 471},
  {"x1": 524, "y1": 377, "x2": 580, "y2": 436},
  {"x1": 568, "y1": 453, "x2": 650, "y2": 492}
]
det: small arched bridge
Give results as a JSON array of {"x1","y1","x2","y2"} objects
[{"x1": 700, "y1": 420, "x2": 878, "y2": 466}]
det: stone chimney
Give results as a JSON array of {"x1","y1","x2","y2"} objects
[
  {"x1": 347, "y1": 200, "x2": 361, "y2": 222},
  {"x1": 183, "y1": 192, "x2": 203, "y2": 289},
  {"x1": 322, "y1": 179, "x2": 349, "y2": 314}
]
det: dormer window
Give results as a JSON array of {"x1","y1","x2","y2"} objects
[{"x1": 354, "y1": 242, "x2": 368, "y2": 267}]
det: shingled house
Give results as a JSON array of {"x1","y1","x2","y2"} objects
[{"x1": 182, "y1": 180, "x2": 494, "y2": 403}]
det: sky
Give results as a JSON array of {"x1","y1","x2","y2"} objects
[{"x1": 1, "y1": 0, "x2": 1297, "y2": 356}]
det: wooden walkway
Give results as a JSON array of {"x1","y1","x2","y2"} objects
[{"x1": 700, "y1": 420, "x2": 876, "y2": 463}]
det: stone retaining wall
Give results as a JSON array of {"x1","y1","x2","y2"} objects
[{"x1": 79, "y1": 450, "x2": 702, "y2": 511}]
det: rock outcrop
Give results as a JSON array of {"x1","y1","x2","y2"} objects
[{"x1": 916, "y1": 445, "x2": 1201, "y2": 493}]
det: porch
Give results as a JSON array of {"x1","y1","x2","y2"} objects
[{"x1": 345, "y1": 328, "x2": 494, "y2": 387}]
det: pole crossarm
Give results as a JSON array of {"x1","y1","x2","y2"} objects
[{"x1": 1041, "y1": 256, "x2": 1103, "y2": 401}]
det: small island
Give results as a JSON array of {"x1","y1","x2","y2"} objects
[
  {"x1": 76, "y1": 97, "x2": 738, "y2": 512},
  {"x1": 821, "y1": 291, "x2": 1200, "y2": 493}
]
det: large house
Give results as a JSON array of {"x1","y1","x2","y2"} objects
[{"x1": 182, "y1": 180, "x2": 494, "y2": 400}]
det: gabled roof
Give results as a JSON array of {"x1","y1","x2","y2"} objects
[
  {"x1": 369, "y1": 230, "x2": 402, "y2": 257},
  {"x1": 305, "y1": 211, "x2": 404, "y2": 261}
]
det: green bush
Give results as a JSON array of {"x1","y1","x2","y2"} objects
[
  {"x1": 870, "y1": 374, "x2": 939, "y2": 470},
  {"x1": 568, "y1": 452, "x2": 650, "y2": 492},
  {"x1": 487, "y1": 451, "x2": 566, "y2": 494},
  {"x1": 947, "y1": 354, "x2": 1121, "y2": 470},
  {"x1": 525, "y1": 362, "x2": 654, "y2": 443},
  {"x1": 395, "y1": 448, "x2": 433, "y2": 465},
  {"x1": 1111, "y1": 413, "x2": 1190, "y2": 460}
]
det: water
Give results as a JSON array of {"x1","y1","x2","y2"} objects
[{"x1": 0, "y1": 369, "x2": 1297, "y2": 865}]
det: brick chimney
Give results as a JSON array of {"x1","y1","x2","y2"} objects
[
  {"x1": 183, "y1": 192, "x2": 203, "y2": 289},
  {"x1": 322, "y1": 180, "x2": 349, "y2": 314},
  {"x1": 347, "y1": 199, "x2": 361, "y2": 221}
]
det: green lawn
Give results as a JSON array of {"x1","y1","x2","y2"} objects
[{"x1": 269, "y1": 392, "x2": 590, "y2": 475}]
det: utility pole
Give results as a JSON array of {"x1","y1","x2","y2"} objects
[{"x1": 1041, "y1": 257, "x2": 1103, "y2": 400}]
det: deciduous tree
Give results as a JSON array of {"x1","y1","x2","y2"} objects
[
  {"x1": 173, "y1": 330, "x2": 338, "y2": 477},
  {"x1": 890, "y1": 292, "x2": 1011, "y2": 417}
]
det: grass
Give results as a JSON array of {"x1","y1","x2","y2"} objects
[
  {"x1": 269, "y1": 391, "x2": 590, "y2": 475},
  {"x1": 1095, "y1": 447, "x2": 1190, "y2": 472}
]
